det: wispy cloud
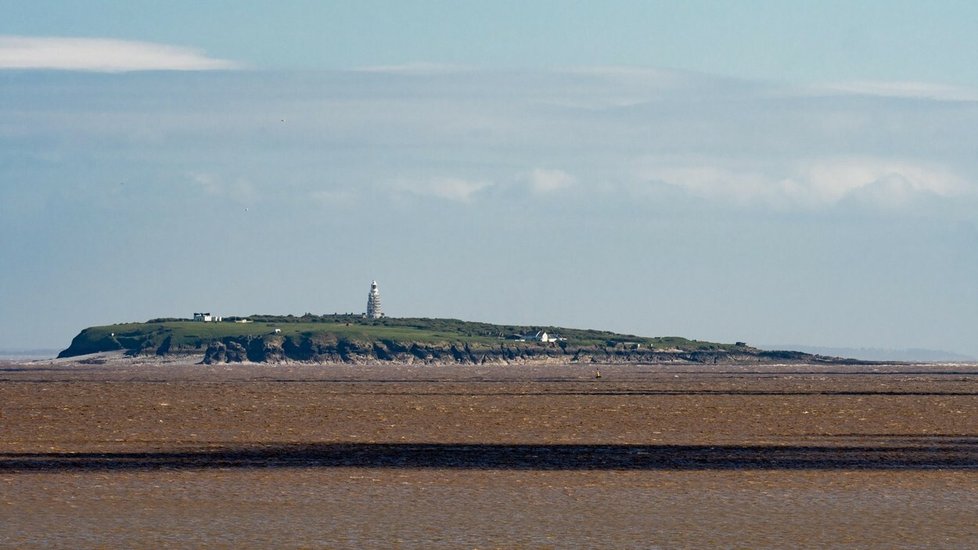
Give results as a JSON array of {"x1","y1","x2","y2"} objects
[
  {"x1": 634, "y1": 156, "x2": 969, "y2": 208},
  {"x1": 810, "y1": 80, "x2": 978, "y2": 102},
  {"x1": 0, "y1": 35, "x2": 240, "y2": 72},
  {"x1": 5, "y1": 67, "x2": 975, "y2": 216},
  {"x1": 394, "y1": 177, "x2": 492, "y2": 202},
  {"x1": 524, "y1": 168, "x2": 576, "y2": 194}
]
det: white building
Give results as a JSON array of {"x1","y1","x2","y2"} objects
[
  {"x1": 193, "y1": 312, "x2": 222, "y2": 322},
  {"x1": 533, "y1": 331, "x2": 556, "y2": 343},
  {"x1": 522, "y1": 331, "x2": 562, "y2": 343},
  {"x1": 366, "y1": 280, "x2": 383, "y2": 319}
]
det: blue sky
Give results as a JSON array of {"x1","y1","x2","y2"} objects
[
  {"x1": 6, "y1": 1, "x2": 978, "y2": 82},
  {"x1": 2, "y1": 2, "x2": 977, "y2": 357}
]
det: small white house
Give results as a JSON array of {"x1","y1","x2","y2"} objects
[
  {"x1": 193, "y1": 312, "x2": 222, "y2": 322},
  {"x1": 527, "y1": 331, "x2": 563, "y2": 343}
]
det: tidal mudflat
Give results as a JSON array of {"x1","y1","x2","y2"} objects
[{"x1": 2, "y1": 359, "x2": 976, "y2": 548}]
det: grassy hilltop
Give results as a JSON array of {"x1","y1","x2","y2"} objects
[{"x1": 58, "y1": 314, "x2": 818, "y2": 364}]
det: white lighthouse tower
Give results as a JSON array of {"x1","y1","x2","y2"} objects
[{"x1": 366, "y1": 280, "x2": 383, "y2": 319}]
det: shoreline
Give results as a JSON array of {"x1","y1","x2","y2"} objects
[
  {"x1": 32, "y1": 350, "x2": 907, "y2": 369},
  {"x1": 5, "y1": 354, "x2": 978, "y2": 385}
]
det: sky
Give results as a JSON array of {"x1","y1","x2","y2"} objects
[{"x1": 1, "y1": 2, "x2": 977, "y2": 358}]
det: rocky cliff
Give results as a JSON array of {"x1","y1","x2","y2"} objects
[
  {"x1": 196, "y1": 334, "x2": 835, "y2": 365},
  {"x1": 58, "y1": 316, "x2": 862, "y2": 365}
]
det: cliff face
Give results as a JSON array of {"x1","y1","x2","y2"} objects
[
  {"x1": 196, "y1": 335, "x2": 819, "y2": 365},
  {"x1": 59, "y1": 328, "x2": 124, "y2": 358},
  {"x1": 201, "y1": 335, "x2": 571, "y2": 365},
  {"x1": 58, "y1": 317, "x2": 856, "y2": 365}
]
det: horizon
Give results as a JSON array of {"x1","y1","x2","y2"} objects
[
  {"x1": 2, "y1": 3, "x2": 977, "y2": 359},
  {"x1": 4, "y1": 310, "x2": 975, "y2": 363}
]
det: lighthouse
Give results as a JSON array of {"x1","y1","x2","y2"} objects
[{"x1": 366, "y1": 280, "x2": 383, "y2": 319}]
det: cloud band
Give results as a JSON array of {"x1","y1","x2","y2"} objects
[{"x1": 0, "y1": 35, "x2": 240, "y2": 72}]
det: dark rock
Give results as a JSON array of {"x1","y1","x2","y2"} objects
[
  {"x1": 203, "y1": 341, "x2": 227, "y2": 364},
  {"x1": 155, "y1": 335, "x2": 172, "y2": 356}
]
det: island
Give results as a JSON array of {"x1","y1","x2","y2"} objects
[{"x1": 58, "y1": 314, "x2": 859, "y2": 365}]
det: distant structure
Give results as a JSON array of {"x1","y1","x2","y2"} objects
[
  {"x1": 193, "y1": 312, "x2": 222, "y2": 322},
  {"x1": 509, "y1": 330, "x2": 565, "y2": 343},
  {"x1": 529, "y1": 330, "x2": 564, "y2": 343},
  {"x1": 366, "y1": 280, "x2": 384, "y2": 319}
]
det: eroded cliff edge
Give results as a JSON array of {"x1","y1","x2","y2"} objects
[{"x1": 58, "y1": 315, "x2": 861, "y2": 365}]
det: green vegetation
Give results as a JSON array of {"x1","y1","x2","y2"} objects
[
  {"x1": 58, "y1": 314, "x2": 753, "y2": 362},
  {"x1": 61, "y1": 314, "x2": 737, "y2": 356}
]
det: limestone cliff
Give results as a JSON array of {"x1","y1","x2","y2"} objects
[{"x1": 58, "y1": 316, "x2": 862, "y2": 365}]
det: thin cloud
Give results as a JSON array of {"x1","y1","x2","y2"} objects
[
  {"x1": 0, "y1": 35, "x2": 240, "y2": 72},
  {"x1": 394, "y1": 177, "x2": 492, "y2": 202},
  {"x1": 634, "y1": 156, "x2": 969, "y2": 208},
  {"x1": 557, "y1": 65, "x2": 681, "y2": 81},
  {"x1": 810, "y1": 80, "x2": 978, "y2": 102},
  {"x1": 525, "y1": 168, "x2": 575, "y2": 194}
]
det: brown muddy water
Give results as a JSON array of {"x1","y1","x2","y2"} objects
[{"x1": 2, "y1": 360, "x2": 977, "y2": 548}]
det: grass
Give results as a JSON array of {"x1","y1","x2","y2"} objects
[{"x1": 62, "y1": 315, "x2": 741, "y2": 357}]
